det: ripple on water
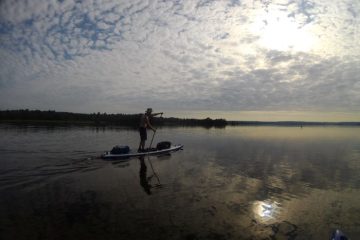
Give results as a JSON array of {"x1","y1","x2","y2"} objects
[{"x1": 0, "y1": 156, "x2": 105, "y2": 191}]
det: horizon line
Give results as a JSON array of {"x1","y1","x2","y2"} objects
[{"x1": 1, "y1": 109, "x2": 360, "y2": 124}]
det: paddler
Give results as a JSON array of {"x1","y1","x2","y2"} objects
[{"x1": 138, "y1": 108, "x2": 163, "y2": 152}]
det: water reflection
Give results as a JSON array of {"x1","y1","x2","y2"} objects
[
  {"x1": 252, "y1": 200, "x2": 281, "y2": 223},
  {"x1": 139, "y1": 156, "x2": 162, "y2": 195},
  {"x1": 0, "y1": 125, "x2": 360, "y2": 239},
  {"x1": 139, "y1": 157, "x2": 151, "y2": 194}
]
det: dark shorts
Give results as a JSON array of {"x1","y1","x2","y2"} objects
[{"x1": 139, "y1": 127, "x2": 147, "y2": 141}]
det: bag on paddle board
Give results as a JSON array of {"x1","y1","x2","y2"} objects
[
  {"x1": 110, "y1": 145, "x2": 130, "y2": 154},
  {"x1": 156, "y1": 141, "x2": 171, "y2": 150}
]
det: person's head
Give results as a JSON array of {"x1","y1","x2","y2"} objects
[{"x1": 146, "y1": 108, "x2": 153, "y2": 115}]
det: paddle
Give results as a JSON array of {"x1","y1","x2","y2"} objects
[
  {"x1": 147, "y1": 157, "x2": 161, "y2": 187},
  {"x1": 148, "y1": 130, "x2": 156, "y2": 149},
  {"x1": 148, "y1": 112, "x2": 163, "y2": 149}
]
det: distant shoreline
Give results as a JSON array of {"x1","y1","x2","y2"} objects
[
  {"x1": 227, "y1": 121, "x2": 360, "y2": 126},
  {"x1": 0, "y1": 109, "x2": 227, "y2": 128},
  {"x1": 1, "y1": 109, "x2": 359, "y2": 127}
]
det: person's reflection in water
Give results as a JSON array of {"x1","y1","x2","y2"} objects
[
  {"x1": 139, "y1": 156, "x2": 162, "y2": 195},
  {"x1": 139, "y1": 156, "x2": 152, "y2": 195}
]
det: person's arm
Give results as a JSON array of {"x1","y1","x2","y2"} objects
[{"x1": 151, "y1": 112, "x2": 163, "y2": 117}]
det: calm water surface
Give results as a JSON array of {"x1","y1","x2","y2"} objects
[{"x1": 0, "y1": 124, "x2": 359, "y2": 239}]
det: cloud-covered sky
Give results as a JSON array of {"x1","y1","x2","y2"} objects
[{"x1": 0, "y1": 0, "x2": 359, "y2": 120}]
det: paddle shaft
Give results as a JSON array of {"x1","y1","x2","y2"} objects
[
  {"x1": 148, "y1": 130, "x2": 156, "y2": 149},
  {"x1": 148, "y1": 112, "x2": 162, "y2": 149}
]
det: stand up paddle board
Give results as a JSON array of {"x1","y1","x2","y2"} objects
[{"x1": 101, "y1": 144, "x2": 183, "y2": 160}]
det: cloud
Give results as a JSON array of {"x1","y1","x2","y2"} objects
[{"x1": 0, "y1": 0, "x2": 359, "y2": 115}]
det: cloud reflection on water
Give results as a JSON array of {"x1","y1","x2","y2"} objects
[{"x1": 0, "y1": 125, "x2": 359, "y2": 239}]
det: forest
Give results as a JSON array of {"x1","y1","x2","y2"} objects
[
  {"x1": 1, "y1": 109, "x2": 359, "y2": 127},
  {"x1": 0, "y1": 109, "x2": 227, "y2": 128}
]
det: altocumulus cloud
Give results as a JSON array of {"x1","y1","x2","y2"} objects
[{"x1": 0, "y1": 0, "x2": 359, "y2": 113}]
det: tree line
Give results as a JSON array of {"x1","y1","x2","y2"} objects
[
  {"x1": 1, "y1": 109, "x2": 359, "y2": 127},
  {"x1": 0, "y1": 109, "x2": 227, "y2": 128}
]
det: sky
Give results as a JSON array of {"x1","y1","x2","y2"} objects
[{"x1": 0, "y1": 0, "x2": 359, "y2": 121}]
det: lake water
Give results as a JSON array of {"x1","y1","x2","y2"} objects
[{"x1": 0, "y1": 124, "x2": 359, "y2": 239}]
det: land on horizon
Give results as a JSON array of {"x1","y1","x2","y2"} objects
[{"x1": 1, "y1": 109, "x2": 359, "y2": 127}]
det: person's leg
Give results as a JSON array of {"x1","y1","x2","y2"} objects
[
  {"x1": 140, "y1": 140, "x2": 145, "y2": 151},
  {"x1": 143, "y1": 128, "x2": 147, "y2": 151},
  {"x1": 138, "y1": 140, "x2": 143, "y2": 151},
  {"x1": 139, "y1": 127, "x2": 147, "y2": 151},
  {"x1": 138, "y1": 128, "x2": 144, "y2": 151}
]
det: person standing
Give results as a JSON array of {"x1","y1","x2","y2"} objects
[{"x1": 138, "y1": 108, "x2": 163, "y2": 152}]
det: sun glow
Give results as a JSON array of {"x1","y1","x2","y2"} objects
[
  {"x1": 252, "y1": 200, "x2": 281, "y2": 223},
  {"x1": 251, "y1": 10, "x2": 317, "y2": 52}
]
